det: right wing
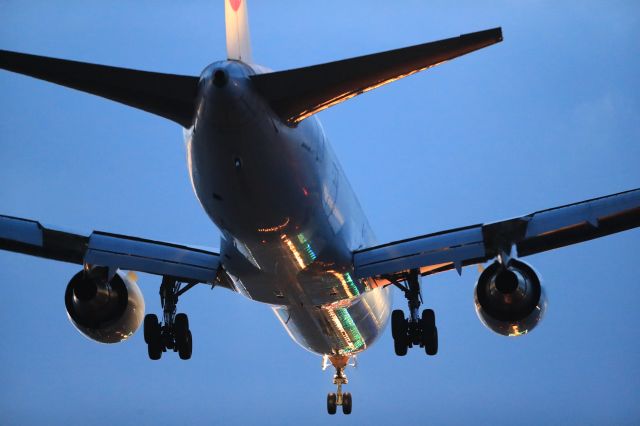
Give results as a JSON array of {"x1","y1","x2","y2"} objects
[
  {"x1": 354, "y1": 188, "x2": 640, "y2": 282},
  {"x1": 0, "y1": 215, "x2": 220, "y2": 284}
]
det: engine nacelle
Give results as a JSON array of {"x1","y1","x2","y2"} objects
[
  {"x1": 65, "y1": 268, "x2": 145, "y2": 343},
  {"x1": 474, "y1": 259, "x2": 546, "y2": 336}
]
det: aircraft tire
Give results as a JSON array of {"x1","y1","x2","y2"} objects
[
  {"x1": 421, "y1": 309, "x2": 438, "y2": 356},
  {"x1": 327, "y1": 393, "x2": 337, "y2": 415},
  {"x1": 144, "y1": 314, "x2": 162, "y2": 360},
  {"x1": 148, "y1": 341, "x2": 162, "y2": 360},
  {"x1": 394, "y1": 337, "x2": 408, "y2": 356},
  {"x1": 175, "y1": 313, "x2": 191, "y2": 359},
  {"x1": 425, "y1": 327, "x2": 438, "y2": 356},
  {"x1": 391, "y1": 310, "x2": 407, "y2": 340},
  {"x1": 178, "y1": 330, "x2": 193, "y2": 360},
  {"x1": 342, "y1": 392, "x2": 352, "y2": 415},
  {"x1": 143, "y1": 314, "x2": 159, "y2": 344},
  {"x1": 175, "y1": 313, "x2": 189, "y2": 338}
]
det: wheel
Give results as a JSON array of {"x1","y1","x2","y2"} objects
[
  {"x1": 148, "y1": 341, "x2": 162, "y2": 360},
  {"x1": 391, "y1": 310, "x2": 407, "y2": 340},
  {"x1": 342, "y1": 392, "x2": 352, "y2": 415},
  {"x1": 175, "y1": 313, "x2": 189, "y2": 341},
  {"x1": 425, "y1": 327, "x2": 438, "y2": 356},
  {"x1": 144, "y1": 314, "x2": 162, "y2": 360},
  {"x1": 394, "y1": 336, "x2": 408, "y2": 356},
  {"x1": 327, "y1": 393, "x2": 337, "y2": 415},
  {"x1": 421, "y1": 309, "x2": 435, "y2": 329},
  {"x1": 421, "y1": 309, "x2": 438, "y2": 356},
  {"x1": 175, "y1": 313, "x2": 191, "y2": 359},
  {"x1": 143, "y1": 314, "x2": 159, "y2": 344},
  {"x1": 178, "y1": 330, "x2": 193, "y2": 360}
]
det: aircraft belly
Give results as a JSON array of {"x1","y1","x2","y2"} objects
[{"x1": 274, "y1": 286, "x2": 392, "y2": 356}]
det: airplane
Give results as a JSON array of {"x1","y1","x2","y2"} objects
[{"x1": 1, "y1": 1, "x2": 639, "y2": 416}]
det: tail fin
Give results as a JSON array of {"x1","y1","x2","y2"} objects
[{"x1": 225, "y1": 0, "x2": 252, "y2": 63}]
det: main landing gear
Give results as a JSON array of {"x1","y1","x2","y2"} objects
[
  {"x1": 144, "y1": 276, "x2": 196, "y2": 360},
  {"x1": 324, "y1": 356, "x2": 353, "y2": 415},
  {"x1": 389, "y1": 269, "x2": 438, "y2": 356}
]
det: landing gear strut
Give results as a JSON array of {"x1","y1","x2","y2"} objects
[
  {"x1": 144, "y1": 276, "x2": 195, "y2": 360},
  {"x1": 390, "y1": 269, "x2": 438, "y2": 356},
  {"x1": 324, "y1": 356, "x2": 353, "y2": 415}
]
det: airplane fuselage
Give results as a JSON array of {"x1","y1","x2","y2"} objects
[{"x1": 185, "y1": 61, "x2": 392, "y2": 356}]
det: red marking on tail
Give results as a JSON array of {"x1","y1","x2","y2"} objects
[{"x1": 229, "y1": 0, "x2": 241, "y2": 12}]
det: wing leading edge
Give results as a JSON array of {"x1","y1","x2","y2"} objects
[
  {"x1": 353, "y1": 189, "x2": 640, "y2": 281},
  {"x1": 0, "y1": 215, "x2": 220, "y2": 284}
]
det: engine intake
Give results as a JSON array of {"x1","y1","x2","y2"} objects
[
  {"x1": 474, "y1": 259, "x2": 546, "y2": 336},
  {"x1": 65, "y1": 267, "x2": 144, "y2": 343}
]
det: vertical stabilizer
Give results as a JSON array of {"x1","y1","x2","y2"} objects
[{"x1": 225, "y1": 0, "x2": 252, "y2": 63}]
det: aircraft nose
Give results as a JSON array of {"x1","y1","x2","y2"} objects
[{"x1": 213, "y1": 68, "x2": 228, "y2": 88}]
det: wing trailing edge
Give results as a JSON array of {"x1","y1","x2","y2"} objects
[
  {"x1": 0, "y1": 50, "x2": 199, "y2": 128},
  {"x1": 250, "y1": 27, "x2": 503, "y2": 126}
]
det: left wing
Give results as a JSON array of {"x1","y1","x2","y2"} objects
[
  {"x1": 0, "y1": 215, "x2": 220, "y2": 284},
  {"x1": 354, "y1": 188, "x2": 640, "y2": 281}
]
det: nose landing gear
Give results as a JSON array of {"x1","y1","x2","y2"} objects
[
  {"x1": 389, "y1": 269, "x2": 438, "y2": 356},
  {"x1": 144, "y1": 276, "x2": 196, "y2": 360},
  {"x1": 324, "y1": 355, "x2": 354, "y2": 415}
]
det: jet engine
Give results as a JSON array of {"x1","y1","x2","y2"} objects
[
  {"x1": 64, "y1": 267, "x2": 145, "y2": 343},
  {"x1": 474, "y1": 259, "x2": 546, "y2": 336}
]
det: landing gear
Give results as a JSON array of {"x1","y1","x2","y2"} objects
[
  {"x1": 324, "y1": 356, "x2": 354, "y2": 415},
  {"x1": 144, "y1": 276, "x2": 196, "y2": 360},
  {"x1": 389, "y1": 270, "x2": 438, "y2": 356},
  {"x1": 327, "y1": 367, "x2": 351, "y2": 415}
]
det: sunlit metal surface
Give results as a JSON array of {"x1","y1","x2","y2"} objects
[
  {"x1": 65, "y1": 269, "x2": 145, "y2": 344},
  {"x1": 474, "y1": 260, "x2": 547, "y2": 337}
]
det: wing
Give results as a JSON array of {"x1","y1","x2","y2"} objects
[
  {"x1": 0, "y1": 215, "x2": 220, "y2": 284},
  {"x1": 353, "y1": 188, "x2": 640, "y2": 281}
]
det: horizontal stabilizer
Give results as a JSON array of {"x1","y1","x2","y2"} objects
[
  {"x1": 0, "y1": 50, "x2": 199, "y2": 128},
  {"x1": 251, "y1": 28, "x2": 503, "y2": 125}
]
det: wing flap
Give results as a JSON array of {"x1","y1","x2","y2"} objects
[
  {"x1": 0, "y1": 50, "x2": 199, "y2": 128},
  {"x1": 354, "y1": 226, "x2": 486, "y2": 279},
  {"x1": 251, "y1": 27, "x2": 502, "y2": 125},
  {"x1": 516, "y1": 189, "x2": 640, "y2": 256}
]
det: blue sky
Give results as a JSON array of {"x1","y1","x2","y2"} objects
[{"x1": 1, "y1": 1, "x2": 639, "y2": 424}]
